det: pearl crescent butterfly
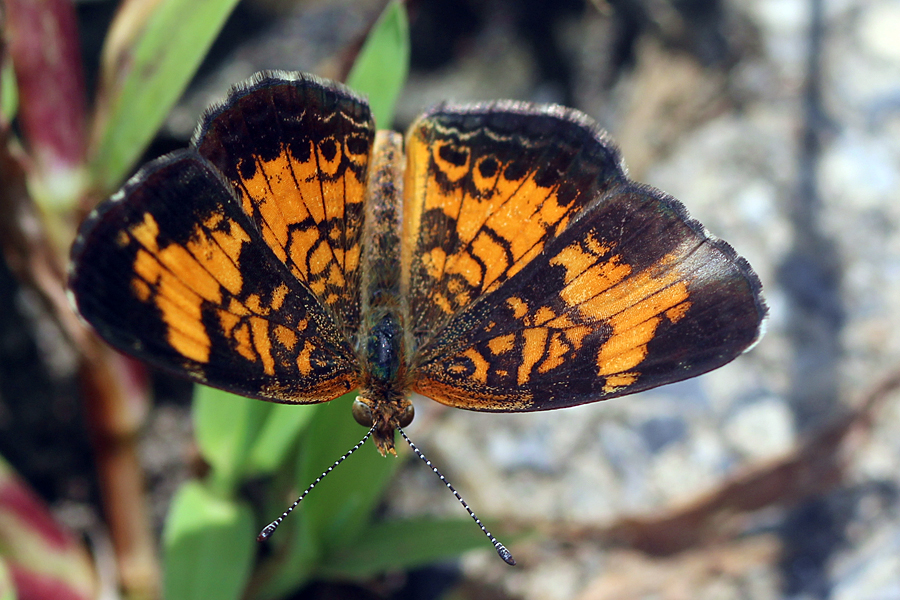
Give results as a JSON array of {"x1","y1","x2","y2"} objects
[{"x1": 68, "y1": 71, "x2": 766, "y2": 561}]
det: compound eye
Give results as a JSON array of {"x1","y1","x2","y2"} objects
[
  {"x1": 352, "y1": 398, "x2": 374, "y2": 427},
  {"x1": 398, "y1": 402, "x2": 415, "y2": 428}
]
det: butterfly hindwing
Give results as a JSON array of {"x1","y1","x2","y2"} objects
[{"x1": 69, "y1": 151, "x2": 358, "y2": 404}]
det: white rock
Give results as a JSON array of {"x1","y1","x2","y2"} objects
[
  {"x1": 858, "y1": 2, "x2": 900, "y2": 62},
  {"x1": 724, "y1": 398, "x2": 795, "y2": 460}
]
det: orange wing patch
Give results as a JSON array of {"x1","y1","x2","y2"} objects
[
  {"x1": 196, "y1": 73, "x2": 375, "y2": 334},
  {"x1": 231, "y1": 136, "x2": 366, "y2": 300},
  {"x1": 403, "y1": 104, "x2": 627, "y2": 352},
  {"x1": 546, "y1": 231, "x2": 693, "y2": 392},
  {"x1": 127, "y1": 211, "x2": 238, "y2": 364},
  {"x1": 413, "y1": 245, "x2": 693, "y2": 410},
  {"x1": 70, "y1": 153, "x2": 359, "y2": 405}
]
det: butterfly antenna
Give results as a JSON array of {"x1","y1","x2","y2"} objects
[
  {"x1": 257, "y1": 424, "x2": 376, "y2": 542},
  {"x1": 397, "y1": 427, "x2": 516, "y2": 566}
]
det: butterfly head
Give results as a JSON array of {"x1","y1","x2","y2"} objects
[{"x1": 352, "y1": 393, "x2": 414, "y2": 456}]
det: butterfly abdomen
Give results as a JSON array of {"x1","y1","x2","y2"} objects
[{"x1": 357, "y1": 128, "x2": 408, "y2": 389}]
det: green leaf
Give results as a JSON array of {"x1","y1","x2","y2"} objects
[
  {"x1": 88, "y1": 0, "x2": 240, "y2": 194},
  {"x1": 319, "y1": 518, "x2": 516, "y2": 578},
  {"x1": 249, "y1": 394, "x2": 398, "y2": 600},
  {"x1": 246, "y1": 401, "x2": 315, "y2": 476},
  {"x1": 163, "y1": 480, "x2": 255, "y2": 600},
  {"x1": 345, "y1": 0, "x2": 410, "y2": 127},
  {"x1": 193, "y1": 385, "x2": 271, "y2": 493},
  {"x1": 0, "y1": 59, "x2": 18, "y2": 123}
]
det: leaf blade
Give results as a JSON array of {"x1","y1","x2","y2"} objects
[
  {"x1": 162, "y1": 481, "x2": 255, "y2": 600},
  {"x1": 345, "y1": 0, "x2": 410, "y2": 127},
  {"x1": 193, "y1": 385, "x2": 270, "y2": 493},
  {"x1": 88, "y1": 0, "x2": 240, "y2": 195},
  {"x1": 319, "y1": 518, "x2": 519, "y2": 578}
]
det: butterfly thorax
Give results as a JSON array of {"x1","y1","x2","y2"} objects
[
  {"x1": 355, "y1": 307, "x2": 413, "y2": 455},
  {"x1": 353, "y1": 130, "x2": 413, "y2": 456}
]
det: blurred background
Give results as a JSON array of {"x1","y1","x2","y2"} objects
[{"x1": 1, "y1": 0, "x2": 899, "y2": 599}]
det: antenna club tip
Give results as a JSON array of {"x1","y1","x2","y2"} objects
[
  {"x1": 257, "y1": 523, "x2": 277, "y2": 542},
  {"x1": 498, "y1": 546, "x2": 516, "y2": 566}
]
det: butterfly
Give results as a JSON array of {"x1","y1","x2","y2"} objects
[{"x1": 68, "y1": 71, "x2": 767, "y2": 564}]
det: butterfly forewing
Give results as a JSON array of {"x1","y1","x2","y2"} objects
[
  {"x1": 195, "y1": 72, "x2": 374, "y2": 338},
  {"x1": 402, "y1": 103, "x2": 627, "y2": 354},
  {"x1": 69, "y1": 80, "x2": 370, "y2": 403}
]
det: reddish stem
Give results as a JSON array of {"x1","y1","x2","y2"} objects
[{"x1": 4, "y1": 0, "x2": 87, "y2": 174}]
